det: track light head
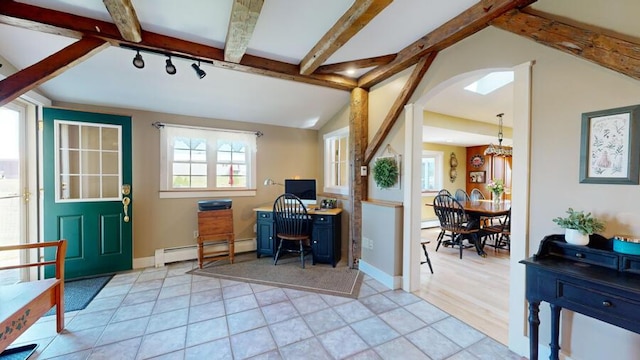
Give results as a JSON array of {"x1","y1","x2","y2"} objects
[
  {"x1": 165, "y1": 57, "x2": 176, "y2": 75},
  {"x1": 132, "y1": 51, "x2": 144, "y2": 69},
  {"x1": 191, "y1": 62, "x2": 206, "y2": 79}
]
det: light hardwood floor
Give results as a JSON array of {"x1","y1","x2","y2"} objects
[{"x1": 416, "y1": 228, "x2": 510, "y2": 345}]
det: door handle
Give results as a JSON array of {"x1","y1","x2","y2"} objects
[{"x1": 122, "y1": 196, "x2": 131, "y2": 222}]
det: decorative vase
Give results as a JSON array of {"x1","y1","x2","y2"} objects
[
  {"x1": 565, "y1": 228, "x2": 590, "y2": 245},
  {"x1": 492, "y1": 191, "x2": 502, "y2": 205}
]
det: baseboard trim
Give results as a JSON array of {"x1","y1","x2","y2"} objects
[
  {"x1": 358, "y1": 259, "x2": 402, "y2": 290},
  {"x1": 134, "y1": 237, "x2": 257, "y2": 269}
]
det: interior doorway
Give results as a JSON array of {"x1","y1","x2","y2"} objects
[{"x1": 405, "y1": 61, "x2": 533, "y2": 353}]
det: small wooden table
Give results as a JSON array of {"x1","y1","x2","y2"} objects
[{"x1": 197, "y1": 209, "x2": 234, "y2": 268}]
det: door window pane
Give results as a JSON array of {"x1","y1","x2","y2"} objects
[{"x1": 55, "y1": 121, "x2": 122, "y2": 201}]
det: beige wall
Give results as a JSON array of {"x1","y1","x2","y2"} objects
[{"x1": 55, "y1": 101, "x2": 319, "y2": 259}]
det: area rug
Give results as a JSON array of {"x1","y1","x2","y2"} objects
[
  {"x1": 189, "y1": 253, "x2": 363, "y2": 298},
  {"x1": 44, "y1": 274, "x2": 114, "y2": 315}
]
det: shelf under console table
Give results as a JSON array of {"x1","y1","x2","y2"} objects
[
  {"x1": 253, "y1": 206, "x2": 342, "y2": 267},
  {"x1": 520, "y1": 234, "x2": 640, "y2": 360}
]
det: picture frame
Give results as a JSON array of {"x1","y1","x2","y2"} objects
[
  {"x1": 579, "y1": 104, "x2": 640, "y2": 184},
  {"x1": 469, "y1": 171, "x2": 485, "y2": 183}
]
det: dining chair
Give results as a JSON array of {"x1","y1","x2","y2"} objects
[
  {"x1": 470, "y1": 188, "x2": 485, "y2": 201},
  {"x1": 482, "y1": 208, "x2": 511, "y2": 251},
  {"x1": 433, "y1": 194, "x2": 480, "y2": 259},
  {"x1": 273, "y1": 193, "x2": 314, "y2": 268},
  {"x1": 437, "y1": 189, "x2": 452, "y2": 196},
  {"x1": 454, "y1": 188, "x2": 470, "y2": 203}
]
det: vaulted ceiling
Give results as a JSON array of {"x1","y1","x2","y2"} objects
[{"x1": 0, "y1": 0, "x2": 639, "y2": 132}]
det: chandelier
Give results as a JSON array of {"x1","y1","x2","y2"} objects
[{"x1": 484, "y1": 113, "x2": 512, "y2": 157}]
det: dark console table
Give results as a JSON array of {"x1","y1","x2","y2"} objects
[
  {"x1": 254, "y1": 207, "x2": 341, "y2": 267},
  {"x1": 521, "y1": 234, "x2": 640, "y2": 360}
]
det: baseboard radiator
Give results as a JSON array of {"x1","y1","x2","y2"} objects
[{"x1": 154, "y1": 237, "x2": 256, "y2": 267}]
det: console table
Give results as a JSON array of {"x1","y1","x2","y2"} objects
[
  {"x1": 521, "y1": 234, "x2": 640, "y2": 360},
  {"x1": 254, "y1": 206, "x2": 342, "y2": 267}
]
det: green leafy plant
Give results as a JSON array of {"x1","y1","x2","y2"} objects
[
  {"x1": 372, "y1": 157, "x2": 399, "y2": 189},
  {"x1": 552, "y1": 208, "x2": 605, "y2": 235}
]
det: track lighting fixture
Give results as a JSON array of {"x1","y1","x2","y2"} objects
[
  {"x1": 121, "y1": 44, "x2": 212, "y2": 78},
  {"x1": 191, "y1": 62, "x2": 206, "y2": 79},
  {"x1": 165, "y1": 57, "x2": 176, "y2": 75},
  {"x1": 132, "y1": 50, "x2": 144, "y2": 69}
]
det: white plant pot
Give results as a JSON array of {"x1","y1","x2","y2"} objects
[{"x1": 565, "y1": 228, "x2": 590, "y2": 245}]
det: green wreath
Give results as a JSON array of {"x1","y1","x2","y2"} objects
[{"x1": 373, "y1": 157, "x2": 399, "y2": 189}]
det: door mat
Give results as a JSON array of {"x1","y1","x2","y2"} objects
[
  {"x1": 44, "y1": 274, "x2": 114, "y2": 315},
  {"x1": 189, "y1": 253, "x2": 362, "y2": 298}
]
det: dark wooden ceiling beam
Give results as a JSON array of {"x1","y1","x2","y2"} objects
[
  {"x1": 299, "y1": 0, "x2": 392, "y2": 76},
  {"x1": 492, "y1": 10, "x2": 640, "y2": 81},
  {"x1": 224, "y1": 0, "x2": 264, "y2": 63},
  {"x1": 102, "y1": 0, "x2": 142, "y2": 43},
  {"x1": 315, "y1": 54, "x2": 396, "y2": 75},
  {"x1": 357, "y1": 0, "x2": 537, "y2": 89},
  {"x1": 0, "y1": 37, "x2": 107, "y2": 107},
  {"x1": 0, "y1": 0, "x2": 356, "y2": 91},
  {"x1": 364, "y1": 52, "x2": 437, "y2": 165}
]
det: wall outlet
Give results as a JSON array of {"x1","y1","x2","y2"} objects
[
  {"x1": 253, "y1": 224, "x2": 257, "y2": 233},
  {"x1": 362, "y1": 237, "x2": 373, "y2": 250},
  {"x1": 360, "y1": 165, "x2": 367, "y2": 176},
  {"x1": 193, "y1": 230, "x2": 199, "y2": 238}
]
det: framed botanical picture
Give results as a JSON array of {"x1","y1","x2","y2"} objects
[
  {"x1": 469, "y1": 171, "x2": 485, "y2": 183},
  {"x1": 579, "y1": 104, "x2": 640, "y2": 184}
]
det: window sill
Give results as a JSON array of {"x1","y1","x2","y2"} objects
[{"x1": 159, "y1": 190, "x2": 256, "y2": 199}]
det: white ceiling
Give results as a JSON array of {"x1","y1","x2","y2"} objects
[{"x1": 2, "y1": 0, "x2": 617, "y2": 147}]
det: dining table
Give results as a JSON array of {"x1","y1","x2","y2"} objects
[{"x1": 428, "y1": 199, "x2": 511, "y2": 257}]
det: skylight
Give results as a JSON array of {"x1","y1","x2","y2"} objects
[{"x1": 464, "y1": 71, "x2": 514, "y2": 95}]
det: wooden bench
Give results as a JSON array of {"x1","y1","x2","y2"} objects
[{"x1": 0, "y1": 240, "x2": 66, "y2": 352}]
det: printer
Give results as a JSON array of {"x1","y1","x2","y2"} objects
[{"x1": 198, "y1": 199, "x2": 232, "y2": 211}]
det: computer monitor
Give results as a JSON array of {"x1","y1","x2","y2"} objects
[{"x1": 284, "y1": 179, "x2": 317, "y2": 207}]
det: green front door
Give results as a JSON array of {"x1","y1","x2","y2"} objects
[{"x1": 43, "y1": 108, "x2": 132, "y2": 279}]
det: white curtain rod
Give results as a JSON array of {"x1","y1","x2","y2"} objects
[{"x1": 151, "y1": 121, "x2": 263, "y2": 137}]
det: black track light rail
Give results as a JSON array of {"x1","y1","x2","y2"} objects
[{"x1": 119, "y1": 44, "x2": 214, "y2": 65}]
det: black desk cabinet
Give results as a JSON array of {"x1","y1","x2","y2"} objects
[
  {"x1": 256, "y1": 211, "x2": 276, "y2": 257},
  {"x1": 255, "y1": 209, "x2": 341, "y2": 267},
  {"x1": 521, "y1": 234, "x2": 640, "y2": 360}
]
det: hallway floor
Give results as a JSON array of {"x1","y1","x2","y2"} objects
[{"x1": 9, "y1": 259, "x2": 523, "y2": 359}]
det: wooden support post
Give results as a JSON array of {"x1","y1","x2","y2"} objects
[{"x1": 349, "y1": 87, "x2": 368, "y2": 268}]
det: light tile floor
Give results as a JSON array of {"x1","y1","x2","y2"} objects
[{"x1": 10, "y1": 260, "x2": 524, "y2": 360}]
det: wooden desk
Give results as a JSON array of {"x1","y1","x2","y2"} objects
[
  {"x1": 197, "y1": 209, "x2": 234, "y2": 268},
  {"x1": 254, "y1": 206, "x2": 342, "y2": 267},
  {"x1": 521, "y1": 234, "x2": 640, "y2": 360}
]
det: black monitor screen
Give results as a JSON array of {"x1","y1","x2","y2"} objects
[{"x1": 284, "y1": 179, "x2": 317, "y2": 202}]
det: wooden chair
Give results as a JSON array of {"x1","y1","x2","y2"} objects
[
  {"x1": 273, "y1": 193, "x2": 314, "y2": 268},
  {"x1": 437, "y1": 189, "x2": 452, "y2": 196},
  {"x1": 454, "y1": 188, "x2": 470, "y2": 202},
  {"x1": 433, "y1": 194, "x2": 479, "y2": 259},
  {"x1": 0, "y1": 240, "x2": 66, "y2": 352},
  {"x1": 483, "y1": 208, "x2": 511, "y2": 251},
  {"x1": 470, "y1": 188, "x2": 485, "y2": 201}
]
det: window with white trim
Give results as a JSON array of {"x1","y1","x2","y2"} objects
[
  {"x1": 422, "y1": 150, "x2": 443, "y2": 193},
  {"x1": 160, "y1": 125, "x2": 256, "y2": 198},
  {"x1": 323, "y1": 127, "x2": 349, "y2": 195}
]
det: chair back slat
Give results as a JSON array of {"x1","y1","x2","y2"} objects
[{"x1": 273, "y1": 193, "x2": 311, "y2": 237}]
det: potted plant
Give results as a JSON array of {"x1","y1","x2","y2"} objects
[
  {"x1": 372, "y1": 157, "x2": 399, "y2": 189},
  {"x1": 552, "y1": 208, "x2": 605, "y2": 245}
]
